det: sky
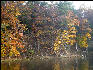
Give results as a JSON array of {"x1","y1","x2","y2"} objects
[
  {"x1": 71, "y1": 1, "x2": 93, "y2": 9},
  {"x1": 45, "y1": 1, "x2": 93, "y2": 9},
  {"x1": 23, "y1": 1, "x2": 93, "y2": 10}
]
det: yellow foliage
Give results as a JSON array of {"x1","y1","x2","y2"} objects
[
  {"x1": 71, "y1": 31, "x2": 76, "y2": 34},
  {"x1": 1, "y1": 1, "x2": 25, "y2": 57},
  {"x1": 86, "y1": 33, "x2": 91, "y2": 38},
  {"x1": 68, "y1": 35, "x2": 76, "y2": 38},
  {"x1": 78, "y1": 35, "x2": 89, "y2": 48},
  {"x1": 54, "y1": 47, "x2": 59, "y2": 51},
  {"x1": 54, "y1": 43, "x2": 58, "y2": 47},
  {"x1": 58, "y1": 41, "x2": 61, "y2": 44}
]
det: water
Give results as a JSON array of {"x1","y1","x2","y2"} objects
[{"x1": 1, "y1": 53, "x2": 93, "y2": 70}]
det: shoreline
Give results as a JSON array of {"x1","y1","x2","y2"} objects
[{"x1": 1, "y1": 54, "x2": 81, "y2": 62}]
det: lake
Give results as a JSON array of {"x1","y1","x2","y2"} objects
[{"x1": 1, "y1": 52, "x2": 93, "y2": 70}]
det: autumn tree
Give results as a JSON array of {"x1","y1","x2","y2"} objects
[
  {"x1": 73, "y1": 5, "x2": 92, "y2": 56},
  {"x1": 1, "y1": 1, "x2": 26, "y2": 58},
  {"x1": 53, "y1": 10, "x2": 80, "y2": 56}
]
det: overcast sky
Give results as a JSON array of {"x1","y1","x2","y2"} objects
[
  {"x1": 71, "y1": 1, "x2": 93, "y2": 9},
  {"x1": 23, "y1": 1, "x2": 93, "y2": 9},
  {"x1": 45, "y1": 1, "x2": 93, "y2": 9}
]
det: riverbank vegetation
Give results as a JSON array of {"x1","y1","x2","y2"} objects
[{"x1": 1, "y1": 1, "x2": 93, "y2": 60}]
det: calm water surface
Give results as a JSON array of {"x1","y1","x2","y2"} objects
[{"x1": 1, "y1": 53, "x2": 93, "y2": 70}]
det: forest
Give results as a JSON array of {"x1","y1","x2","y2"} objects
[{"x1": 1, "y1": 1, "x2": 93, "y2": 60}]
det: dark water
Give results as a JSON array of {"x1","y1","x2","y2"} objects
[{"x1": 1, "y1": 53, "x2": 93, "y2": 70}]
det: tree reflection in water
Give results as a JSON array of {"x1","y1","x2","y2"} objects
[{"x1": 1, "y1": 58, "x2": 90, "y2": 70}]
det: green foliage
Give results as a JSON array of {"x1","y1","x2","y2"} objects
[{"x1": 56, "y1": 1, "x2": 74, "y2": 15}]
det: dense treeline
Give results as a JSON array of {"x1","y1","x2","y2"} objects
[{"x1": 1, "y1": 1, "x2": 92, "y2": 59}]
